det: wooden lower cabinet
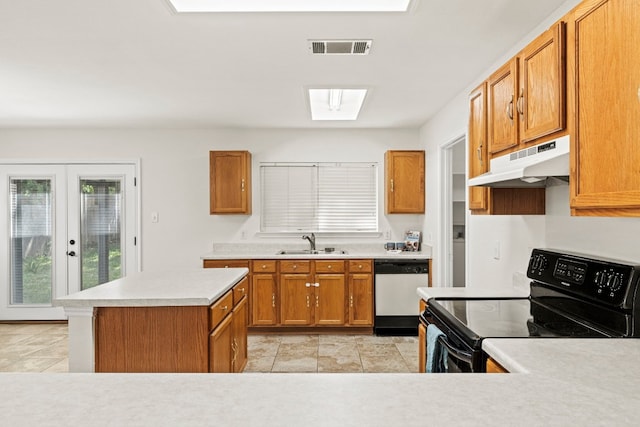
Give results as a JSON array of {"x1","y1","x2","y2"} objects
[
  {"x1": 94, "y1": 277, "x2": 249, "y2": 373},
  {"x1": 209, "y1": 313, "x2": 234, "y2": 373},
  {"x1": 205, "y1": 257, "x2": 375, "y2": 330},
  {"x1": 280, "y1": 273, "x2": 314, "y2": 325},
  {"x1": 486, "y1": 357, "x2": 509, "y2": 373},
  {"x1": 348, "y1": 272, "x2": 373, "y2": 326},
  {"x1": 231, "y1": 295, "x2": 248, "y2": 372},
  {"x1": 315, "y1": 273, "x2": 346, "y2": 325},
  {"x1": 418, "y1": 323, "x2": 426, "y2": 373}
]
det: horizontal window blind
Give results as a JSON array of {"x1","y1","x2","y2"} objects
[{"x1": 261, "y1": 163, "x2": 378, "y2": 233}]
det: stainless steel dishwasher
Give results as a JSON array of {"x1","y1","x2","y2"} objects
[{"x1": 374, "y1": 259, "x2": 429, "y2": 336}]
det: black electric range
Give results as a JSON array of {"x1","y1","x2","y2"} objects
[{"x1": 420, "y1": 249, "x2": 640, "y2": 372}]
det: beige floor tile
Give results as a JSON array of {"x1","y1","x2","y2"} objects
[
  {"x1": 361, "y1": 356, "x2": 411, "y2": 373},
  {"x1": 244, "y1": 356, "x2": 276, "y2": 373},
  {"x1": 318, "y1": 335, "x2": 357, "y2": 345},
  {"x1": 357, "y1": 343, "x2": 403, "y2": 358},
  {"x1": 318, "y1": 355, "x2": 363, "y2": 373},
  {"x1": 279, "y1": 335, "x2": 319, "y2": 345}
]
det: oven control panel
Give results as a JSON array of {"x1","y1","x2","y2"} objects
[{"x1": 528, "y1": 249, "x2": 640, "y2": 308}]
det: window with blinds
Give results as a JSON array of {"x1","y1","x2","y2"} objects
[{"x1": 260, "y1": 163, "x2": 378, "y2": 233}]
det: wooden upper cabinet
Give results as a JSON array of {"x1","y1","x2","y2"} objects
[
  {"x1": 385, "y1": 150, "x2": 425, "y2": 214},
  {"x1": 209, "y1": 151, "x2": 251, "y2": 215},
  {"x1": 488, "y1": 22, "x2": 566, "y2": 156},
  {"x1": 519, "y1": 22, "x2": 566, "y2": 144},
  {"x1": 468, "y1": 82, "x2": 488, "y2": 212},
  {"x1": 570, "y1": 0, "x2": 640, "y2": 217},
  {"x1": 487, "y1": 59, "x2": 519, "y2": 155}
]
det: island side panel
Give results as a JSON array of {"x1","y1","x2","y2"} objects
[{"x1": 95, "y1": 306, "x2": 209, "y2": 373}]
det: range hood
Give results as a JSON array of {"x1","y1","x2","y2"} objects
[{"x1": 468, "y1": 135, "x2": 570, "y2": 188}]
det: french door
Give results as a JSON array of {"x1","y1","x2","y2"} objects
[{"x1": 0, "y1": 163, "x2": 137, "y2": 320}]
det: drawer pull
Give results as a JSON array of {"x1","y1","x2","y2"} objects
[
  {"x1": 262, "y1": 264, "x2": 267, "y2": 269},
  {"x1": 238, "y1": 287, "x2": 245, "y2": 293},
  {"x1": 220, "y1": 305, "x2": 228, "y2": 311},
  {"x1": 328, "y1": 265, "x2": 332, "y2": 269},
  {"x1": 358, "y1": 264, "x2": 363, "y2": 269},
  {"x1": 293, "y1": 264, "x2": 297, "y2": 269}
]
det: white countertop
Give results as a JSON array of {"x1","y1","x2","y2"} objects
[
  {"x1": 1, "y1": 338, "x2": 639, "y2": 426},
  {"x1": 55, "y1": 268, "x2": 248, "y2": 307},
  {"x1": 201, "y1": 243, "x2": 432, "y2": 260},
  {"x1": 417, "y1": 286, "x2": 529, "y2": 301}
]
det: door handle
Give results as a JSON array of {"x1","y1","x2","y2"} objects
[{"x1": 67, "y1": 251, "x2": 77, "y2": 257}]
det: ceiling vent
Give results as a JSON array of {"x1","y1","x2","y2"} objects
[{"x1": 309, "y1": 40, "x2": 372, "y2": 55}]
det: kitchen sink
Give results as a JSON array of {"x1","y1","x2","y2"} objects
[{"x1": 276, "y1": 249, "x2": 348, "y2": 255}]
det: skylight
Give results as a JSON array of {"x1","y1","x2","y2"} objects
[
  {"x1": 168, "y1": 0, "x2": 411, "y2": 13},
  {"x1": 308, "y1": 89, "x2": 367, "y2": 121}
]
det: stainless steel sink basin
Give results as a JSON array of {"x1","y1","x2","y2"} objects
[{"x1": 276, "y1": 249, "x2": 348, "y2": 255}]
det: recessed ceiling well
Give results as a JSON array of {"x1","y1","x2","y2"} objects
[{"x1": 168, "y1": 0, "x2": 412, "y2": 13}]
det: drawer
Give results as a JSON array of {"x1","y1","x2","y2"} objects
[
  {"x1": 279, "y1": 260, "x2": 311, "y2": 273},
  {"x1": 203, "y1": 259, "x2": 249, "y2": 269},
  {"x1": 233, "y1": 278, "x2": 249, "y2": 305},
  {"x1": 210, "y1": 290, "x2": 233, "y2": 330},
  {"x1": 315, "y1": 260, "x2": 345, "y2": 273},
  {"x1": 252, "y1": 260, "x2": 277, "y2": 273},
  {"x1": 348, "y1": 260, "x2": 372, "y2": 273}
]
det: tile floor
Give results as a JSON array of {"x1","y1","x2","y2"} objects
[{"x1": 0, "y1": 323, "x2": 419, "y2": 373}]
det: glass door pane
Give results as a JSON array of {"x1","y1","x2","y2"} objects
[
  {"x1": 79, "y1": 179, "x2": 123, "y2": 290},
  {"x1": 10, "y1": 179, "x2": 53, "y2": 304}
]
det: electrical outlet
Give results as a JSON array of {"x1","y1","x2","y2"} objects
[
  {"x1": 493, "y1": 241, "x2": 501, "y2": 260},
  {"x1": 241, "y1": 230, "x2": 247, "y2": 240},
  {"x1": 151, "y1": 212, "x2": 159, "y2": 223},
  {"x1": 384, "y1": 230, "x2": 391, "y2": 240}
]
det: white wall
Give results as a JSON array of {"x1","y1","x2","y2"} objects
[
  {"x1": 416, "y1": 0, "x2": 636, "y2": 289},
  {"x1": 0, "y1": 127, "x2": 421, "y2": 272}
]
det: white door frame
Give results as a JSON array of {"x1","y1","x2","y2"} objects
[
  {"x1": 0, "y1": 159, "x2": 140, "y2": 320},
  {"x1": 437, "y1": 132, "x2": 466, "y2": 288}
]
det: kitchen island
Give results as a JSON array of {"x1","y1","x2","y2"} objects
[
  {"x1": 55, "y1": 267, "x2": 248, "y2": 373},
  {"x1": 1, "y1": 338, "x2": 638, "y2": 425}
]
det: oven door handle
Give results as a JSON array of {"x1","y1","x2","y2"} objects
[{"x1": 437, "y1": 335, "x2": 473, "y2": 364}]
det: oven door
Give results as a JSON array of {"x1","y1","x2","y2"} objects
[{"x1": 420, "y1": 308, "x2": 486, "y2": 373}]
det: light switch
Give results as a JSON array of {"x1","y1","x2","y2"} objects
[
  {"x1": 151, "y1": 212, "x2": 159, "y2": 223},
  {"x1": 493, "y1": 241, "x2": 500, "y2": 260}
]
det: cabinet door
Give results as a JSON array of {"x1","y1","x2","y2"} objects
[
  {"x1": 279, "y1": 274, "x2": 313, "y2": 325},
  {"x1": 232, "y1": 296, "x2": 248, "y2": 373},
  {"x1": 315, "y1": 274, "x2": 346, "y2": 325},
  {"x1": 519, "y1": 22, "x2": 566, "y2": 144},
  {"x1": 418, "y1": 323, "x2": 426, "y2": 373},
  {"x1": 251, "y1": 273, "x2": 277, "y2": 326},
  {"x1": 384, "y1": 151, "x2": 425, "y2": 214},
  {"x1": 209, "y1": 314, "x2": 233, "y2": 373},
  {"x1": 571, "y1": 0, "x2": 640, "y2": 216},
  {"x1": 468, "y1": 82, "x2": 488, "y2": 212},
  {"x1": 488, "y1": 60, "x2": 518, "y2": 155},
  {"x1": 209, "y1": 151, "x2": 251, "y2": 214},
  {"x1": 348, "y1": 273, "x2": 373, "y2": 326}
]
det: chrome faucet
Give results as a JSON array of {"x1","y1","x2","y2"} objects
[{"x1": 302, "y1": 233, "x2": 316, "y2": 251}]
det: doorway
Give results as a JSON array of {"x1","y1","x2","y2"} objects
[
  {"x1": 0, "y1": 163, "x2": 138, "y2": 320},
  {"x1": 439, "y1": 135, "x2": 467, "y2": 288}
]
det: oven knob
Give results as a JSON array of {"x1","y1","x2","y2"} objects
[{"x1": 608, "y1": 274, "x2": 623, "y2": 292}]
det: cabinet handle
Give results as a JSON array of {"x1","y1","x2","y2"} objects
[
  {"x1": 506, "y1": 95, "x2": 514, "y2": 121},
  {"x1": 316, "y1": 295, "x2": 319, "y2": 308},
  {"x1": 390, "y1": 178, "x2": 394, "y2": 192},
  {"x1": 328, "y1": 265, "x2": 332, "y2": 269},
  {"x1": 305, "y1": 283, "x2": 311, "y2": 287},
  {"x1": 241, "y1": 178, "x2": 245, "y2": 192},
  {"x1": 239, "y1": 287, "x2": 245, "y2": 294},
  {"x1": 516, "y1": 89, "x2": 524, "y2": 116},
  {"x1": 476, "y1": 145, "x2": 482, "y2": 162},
  {"x1": 350, "y1": 294, "x2": 354, "y2": 308},
  {"x1": 358, "y1": 264, "x2": 363, "y2": 269},
  {"x1": 261, "y1": 264, "x2": 267, "y2": 269},
  {"x1": 220, "y1": 305, "x2": 228, "y2": 311},
  {"x1": 314, "y1": 282, "x2": 320, "y2": 287},
  {"x1": 306, "y1": 295, "x2": 310, "y2": 308},
  {"x1": 293, "y1": 264, "x2": 297, "y2": 269},
  {"x1": 272, "y1": 293, "x2": 276, "y2": 308}
]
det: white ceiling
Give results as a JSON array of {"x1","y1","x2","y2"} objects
[{"x1": 0, "y1": 0, "x2": 569, "y2": 129}]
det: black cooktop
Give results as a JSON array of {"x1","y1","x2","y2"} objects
[{"x1": 425, "y1": 297, "x2": 612, "y2": 349}]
